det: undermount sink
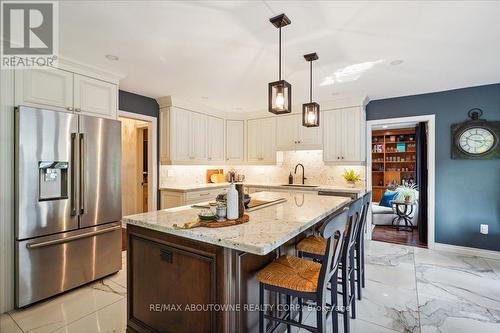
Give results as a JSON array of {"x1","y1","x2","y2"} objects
[{"x1": 280, "y1": 184, "x2": 319, "y2": 188}]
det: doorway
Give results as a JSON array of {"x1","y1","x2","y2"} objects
[
  {"x1": 118, "y1": 111, "x2": 158, "y2": 250},
  {"x1": 366, "y1": 115, "x2": 436, "y2": 249}
]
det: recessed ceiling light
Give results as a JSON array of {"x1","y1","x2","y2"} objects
[
  {"x1": 105, "y1": 54, "x2": 119, "y2": 61},
  {"x1": 382, "y1": 125, "x2": 388, "y2": 129},
  {"x1": 390, "y1": 59, "x2": 404, "y2": 66}
]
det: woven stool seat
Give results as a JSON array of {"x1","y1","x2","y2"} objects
[
  {"x1": 297, "y1": 235, "x2": 327, "y2": 255},
  {"x1": 256, "y1": 255, "x2": 321, "y2": 292}
]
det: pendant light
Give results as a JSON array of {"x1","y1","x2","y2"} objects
[
  {"x1": 302, "y1": 52, "x2": 320, "y2": 127},
  {"x1": 268, "y1": 13, "x2": 292, "y2": 114}
]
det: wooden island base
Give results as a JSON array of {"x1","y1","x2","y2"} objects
[{"x1": 126, "y1": 224, "x2": 303, "y2": 333}]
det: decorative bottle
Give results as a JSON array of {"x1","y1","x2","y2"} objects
[{"x1": 226, "y1": 183, "x2": 238, "y2": 220}]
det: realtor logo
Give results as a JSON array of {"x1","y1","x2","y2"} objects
[{"x1": 1, "y1": 1, "x2": 58, "y2": 68}]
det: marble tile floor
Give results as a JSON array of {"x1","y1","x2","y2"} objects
[{"x1": 2, "y1": 241, "x2": 500, "y2": 333}]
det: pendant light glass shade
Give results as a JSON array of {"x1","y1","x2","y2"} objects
[
  {"x1": 268, "y1": 14, "x2": 292, "y2": 115},
  {"x1": 302, "y1": 102, "x2": 320, "y2": 127},
  {"x1": 302, "y1": 52, "x2": 320, "y2": 127},
  {"x1": 269, "y1": 80, "x2": 292, "y2": 114}
]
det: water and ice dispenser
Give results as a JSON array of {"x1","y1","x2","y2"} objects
[{"x1": 38, "y1": 161, "x2": 69, "y2": 201}]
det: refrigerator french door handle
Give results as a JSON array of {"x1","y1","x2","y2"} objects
[
  {"x1": 79, "y1": 133, "x2": 85, "y2": 215},
  {"x1": 70, "y1": 133, "x2": 78, "y2": 216},
  {"x1": 25, "y1": 225, "x2": 121, "y2": 249}
]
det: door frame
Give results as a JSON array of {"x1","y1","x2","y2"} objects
[
  {"x1": 118, "y1": 110, "x2": 158, "y2": 212},
  {"x1": 366, "y1": 114, "x2": 436, "y2": 249}
]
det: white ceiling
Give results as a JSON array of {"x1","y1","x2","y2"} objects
[{"x1": 58, "y1": 1, "x2": 500, "y2": 113}]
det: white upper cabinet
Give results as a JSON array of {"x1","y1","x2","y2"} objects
[
  {"x1": 247, "y1": 119, "x2": 261, "y2": 162},
  {"x1": 276, "y1": 114, "x2": 299, "y2": 148},
  {"x1": 163, "y1": 107, "x2": 224, "y2": 164},
  {"x1": 323, "y1": 106, "x2": 366, "y2": 164},
  {"x1": 208, "y1": 116, "x2": 225, "y2": 162},
  {"x1": 15, "y1": 67, "x2": 117, "y2": 119},
  {"x1": 225, "y1": 120, "x2": 244, "y2": 163},
  {"x1": 276, "y1": 114, "x2": 322, "y2": 151},
  {"x1": 301, "y1": 121, "x2": 323, "y2": 148},
  {"x1": 247, "y1": 117, "x2": 276, "y2": 164},
  {"x1": 15, "y1": 67, "x2": 73, "y2": 112},
  {"x1": 170, "y1": 107, "x2": 191, "y2": 161},
  {"x1": 73, "y1": 74, "x2": 117, "y2": 119},
  {"x1": 190, "y1": 112, "x2": 209, "y2": 161}
]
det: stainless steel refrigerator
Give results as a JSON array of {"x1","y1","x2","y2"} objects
[{"x1": 15, "y1": 106, "x2": 122, "y2": 308}]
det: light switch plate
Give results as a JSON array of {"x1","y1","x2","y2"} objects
[{"x1": 480, "y1": 224, "x2": 488, "y2": 234}]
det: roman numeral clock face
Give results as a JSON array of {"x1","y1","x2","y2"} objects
[{"x1": 458, "y1": 127, "x2": 495, "y2": 155}]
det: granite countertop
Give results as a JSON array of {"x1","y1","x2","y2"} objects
[
  {"x1": 160, "y1": 182, "x2": 365, "y2": 194},
  {"x1": 122, "y1": 191, "x2": 350, "y2": 255}
]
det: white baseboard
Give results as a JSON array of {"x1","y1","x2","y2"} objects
[{"x1": 432, "y1": 242, "x2": 500, "y2": 260}]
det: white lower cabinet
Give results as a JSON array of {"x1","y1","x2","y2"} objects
[
  {"x1": 247, "y1": 117, "x2": 276, "y2": 164},
  {"x1": 246, "y1": 186, "x2": 269, "y2": 194},
  {"x1": 160, "y1": 188, "x2": 227, "y2": 209},
  {"x1": 15, "y1": 67, "x2": 117, "y2": 119},
  {"x1": 323, "y1": 106, "x2": 366, "y2": 164}
]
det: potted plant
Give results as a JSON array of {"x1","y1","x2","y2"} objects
[
  {"x1": 342, "y1": 169, "x2": 361, "y2": 188},
  {"x1": 396, "y1": 183, "x2": 418, "y2": 203}
]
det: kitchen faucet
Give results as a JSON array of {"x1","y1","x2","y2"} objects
[{"x1": 294, "y1": 163, "x2": 307, "y2": 185}]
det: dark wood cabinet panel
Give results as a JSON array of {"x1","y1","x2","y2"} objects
[
  {"x1": 130, "y1": 236, "x2": 215, "y2": 333},
  {"x1": 126, "y1": 225, "x2": 305, "y2": 333}
]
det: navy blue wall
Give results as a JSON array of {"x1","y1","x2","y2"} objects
[
  {"x1": 119, "y1": 90, "x2": 159, "y2": 118},
  {"x1": 367, "y1": 84, "x2": 500, "y2": 251}
]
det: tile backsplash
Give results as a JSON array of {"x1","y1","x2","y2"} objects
[{"x1": 160, "y1": 150, "x2": 365, "y2": 188}]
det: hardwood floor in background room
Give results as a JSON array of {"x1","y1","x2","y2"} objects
[{"x1": 372, "y1": 226, "x2": 427, "y2": 248}]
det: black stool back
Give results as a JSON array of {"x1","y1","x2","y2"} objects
[
  {"x1": 343, "y1": 197, "x2": 364, "y2": 254},
  {"x1": 316, "y1": 209, "x2": 348, "y2": 297},
  {"x1": 354, "y1": 191, "x2": 372, "y2": 300},
  {"x1": 355, "y1": 192, "x2": 372, "y2": 244},
  {"x1": 338, "y1": 197, "x2": 364, "y2": 333}
]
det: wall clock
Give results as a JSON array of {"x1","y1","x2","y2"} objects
[{"x1": 451, "y1": 108, "x2": 500, "y2": 159}]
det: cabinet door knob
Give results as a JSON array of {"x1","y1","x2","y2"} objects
[
  {"x1": 66, "y1": 107, "x2": 73, "y2": 111},
  {"x1": 342, "y1": 156, "x2": 344, "y2": 159},
  {"x1": 337, "y1": 156, "x2": 340, "y2": 159},
  {"x1": 75, "y1": 108, "x2": 81, "y2": 112}
]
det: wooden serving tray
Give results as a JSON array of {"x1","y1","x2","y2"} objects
[{"x1": 173, "y1": 214, "x2": 249, "y2": 229}]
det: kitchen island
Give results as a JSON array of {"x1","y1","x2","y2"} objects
[{"x1": 123, "y1": 191, "x2": 350, "y2": 333}]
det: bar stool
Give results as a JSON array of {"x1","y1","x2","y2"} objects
[
  {"x1": 296, "y1": 195, "x2": 367, "y2": 333},
  {"x1": 256, "y1": 209, "x2": 349, "y2": 333},
  {"x1": 354, "y1": 192, "x2": 372, "y2": 300}
]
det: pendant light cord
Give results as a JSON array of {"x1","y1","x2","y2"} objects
[
  {"x1": 310, "y1": 61, "x2": 313, "y2": 102},
  {"x1": 279, "y1": 27, "x2": 282, "y2": 81}
]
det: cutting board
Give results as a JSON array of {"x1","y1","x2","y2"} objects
[{"x1": 206, "y1": 169, "x2": 224, "y2": 183}]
